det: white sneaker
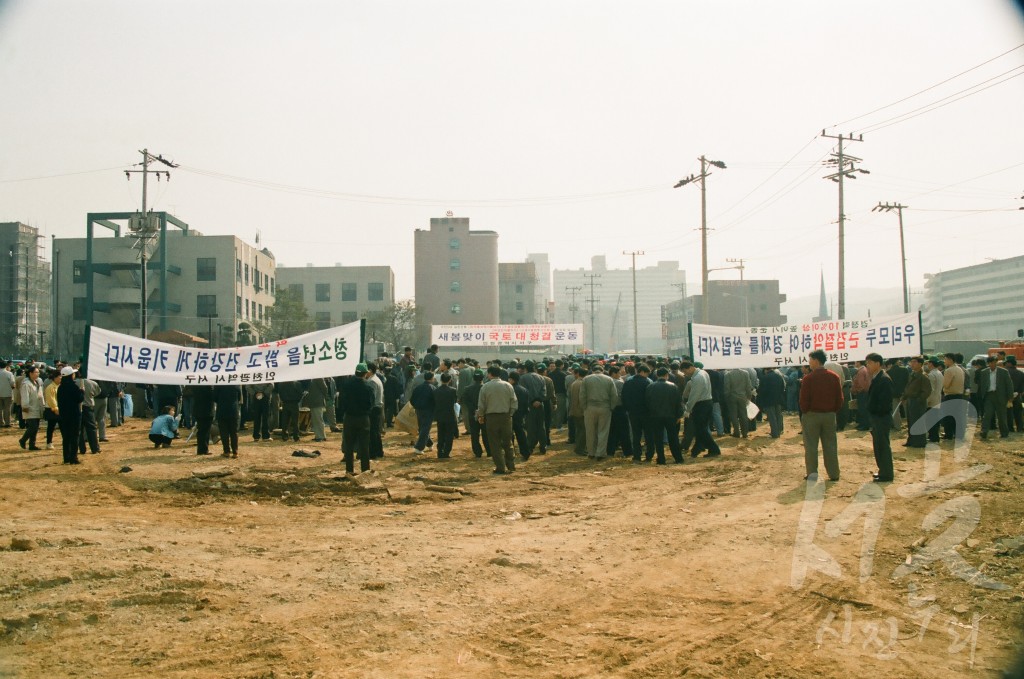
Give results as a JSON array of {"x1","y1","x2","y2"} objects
[{"x1": 45, "y1": 443, "x2": 53, "y2": 450}]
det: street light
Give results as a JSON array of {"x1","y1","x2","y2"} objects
[
  {"x1": 37, "y1": 330, "x2": 46, "y2": 355},
  {"x1": 675, "y1": 156, "x2": 727, "y2": 324}
]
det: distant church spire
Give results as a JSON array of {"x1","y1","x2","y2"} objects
[{"x1": 814, "y1": 270, "x2": 830, "y2": 321}]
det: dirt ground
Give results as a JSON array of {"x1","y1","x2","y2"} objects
[{"x1": 1, "y1": 413, "x2": 1022, "y2": 678}]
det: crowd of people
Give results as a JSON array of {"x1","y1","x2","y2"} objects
[{"x1": 3, "y1": 347, "x2": 1019, "y2": 482}]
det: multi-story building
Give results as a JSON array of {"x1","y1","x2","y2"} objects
[
  {"x1": 922, "y1": 256, "x2": 1024, "y2": 340},
  {"x1": 0, "y1": 222, "x2": 51, "y2": 355},
  {"x1": 526, "y1": 253, "x2": 552, "y2": 323},
  {"x1": 687, "y1": 279, "x2": 787, "y2": 328},
  {"x1": 53, "y1": 214, "x2": 276, "y2": 356},
  {"x1": 275, "y1": 265, "x2": 395, "y2": 330},
  {"x1": 552, "y1": 256, "x2": 685, "y2": 354},
  {"x1": 662, "y1": 290, "x2": 691, "y2": 357},
  {"x1": 414, "y1": 216, "x2": 498, "y2": 346},
  {"x1": 498, "y1": 262, "x2": 537, "y2": 325}
]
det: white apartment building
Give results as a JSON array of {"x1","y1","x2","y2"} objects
[
  {"x1": 275, "y1": 265, "x2": 395, "y2": 330},
  {"x1": 922, "y1": 255, "x2": 1024, "y2": 340}
]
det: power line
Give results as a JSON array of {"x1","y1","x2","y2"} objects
[
  {"x1": 830, "y1": 42, "x2": 1024, "y2": 129},
  {"x1": 0, "y1": 165, "x2": 126, "y2": 183},
  {"x1": 858, "y1": 65, "x2": 1024, "y2": 135}
]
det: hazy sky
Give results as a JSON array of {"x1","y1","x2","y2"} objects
[{"x1": 1, "y1": 0, "x2": 1022, "y2": 311}]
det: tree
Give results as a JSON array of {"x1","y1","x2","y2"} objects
[
  {"x1": 365, "y1": 299, "x2": 421, "y2": 351},
  {"x1": 263, "y1": 286, "x2": 314, "y2": 341}
]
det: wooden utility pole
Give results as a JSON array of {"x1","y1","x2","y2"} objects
[{"x1": 822, "y1": 131, "x2": 867, "y2": 320}]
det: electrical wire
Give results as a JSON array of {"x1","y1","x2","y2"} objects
[
  {"x1": 0, "y1": 165, "x2": 126, "y2": 183},
  {"x1": 711, "y1": 135, "x2": 823, "y2": 221},
  {"x1": 829, "y1": 42, "x2": 1024, "y2": 129},
  {"x1": 857, "y1": 66, "x2": 1024, "y2": 135}
]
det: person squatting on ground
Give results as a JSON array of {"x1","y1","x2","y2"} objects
[{"x1": 149, "y1": 405, "x2": 179, "y2": 449}]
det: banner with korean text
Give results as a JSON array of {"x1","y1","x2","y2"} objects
[
  {"x1": 86, "y1": 321, "x2": 363, "y2": 385},
  {"x1": 431, "y1": 324, "x2": 583, "y2": 347},
  {"x1": 689, "y1": 313, "x2": 922, "y2": 369}
]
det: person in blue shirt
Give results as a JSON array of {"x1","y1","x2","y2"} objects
[{"x1": 149, "y1": 405, "x2": 180, "y2": 448}]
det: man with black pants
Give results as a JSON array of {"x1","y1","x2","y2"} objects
[
  {"x1": 433, "y1": 372, "x2": 458, "y2": 458},
  {"x1": 338, "y1": 371, "x2": 375, "y2": 474},
  {"x1": 460, "y1": 369, "x2": 489, "y2": 457},
  {"x1": 410, "y1": 371, "x2": 437, "y2": 453},
  {"x1": 901, "y1": 356, "x2": 931, "y2": 449},
  {"x1": 214, "y1": 383, "x2": 241, "y2": 458},
  {"x1": 682, "y1": 361, "x2": 721, "y2": 459},
  {"x1": 621, "y1": 364, "x2": 652, "y2": 462},
  {"x1": 940, "y1": 353, "x2": 967, "y2": 441},
  {"x1": 506, "y1": 372, "x2": 531, "y2": 460},
  {"x1": 866, "y1": 353, "x2": 895, "y2": 483},
  {"x1": 192, "y1": 385, "x2": 215, "y2": 455},
  {"x1": 644, "y1": 367, "x2": 683, "y2": 464},
  {"x1": 1005, "y1": 356, "x2": 1024, "y2": 432},
  {"x1": 978, "y1": 355, "x2": 1012, "y2": 439}
]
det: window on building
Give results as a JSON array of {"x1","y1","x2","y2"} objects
[
  {"x1": 236, "y1": 295, "x2": 242, "y2": 315},
  {"x1": 258, "y1": 303, "x2": 263, "y2": 320},
  {"x1": 515, "y1": 284, "x2": 523, "y2": 294},
  {"x1": 253, "y1": 269, "x2": 261, "y2": 291},
  {"x1": 269, "y1": 277, "x2": 275, "y2": 295},
  {"x1": 342, "y1": 282, "x2": 357, "y2": 301},
  {"x1": 196, "y1": 257, "x2": 216, "y2": 281},
  {"x1": 449, "y1": 238, "x2": 460, "y2": 249},
  {"x1": 72, "y1": 297, "x2": 86, "y2": 321},
  {"x1": 316, "y1": 283, "x2": 331, "y2": 302},
  {"x1": 250, "y1": 300, "x2": 256, "y2": 319},
  {"x1": 367, "y1": 282, "x2": 384, "y2": 301},
  {"x1": 341, "y1": 311, "x2": 358, "y2": 324},
  {"x1": 289, "y1": 283, "x2": 304, "y2": 298},
  {"x1": 197, "y1": 295, "x2": 217, "y2": 317},
  {"x1": 450, "y1": 259, "x2": 460, "y2": 270},
  {"x1": 72, "y1": 260, "x2": 86, "y2": 283},
  {"x1": 451, "y1": 303, "x2": 462, "y2": 314},
  {"x1": 244, "y1": 263, "x2": 250, "y2": 285},
  {"x1": 315, "y1": 311, "x2": 331, "y2": 330},
  {"x1": 515, "y1": 301, "x2": 523, "y2": 311},
  {"x1": 236, "y1": 259, "x2": 242, "y2": 280},
  {"x1": 450, "y1": 281, "x2": 461, "y2": 293}
]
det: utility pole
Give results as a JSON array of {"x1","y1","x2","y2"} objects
[
  {"x1": 583, "y1": 274, "x2": 601, "y2": 352},
  {"x1": 125, "y1": 148, "x2": 177, "y2": 338},
  {"x1": 675, "y1": 155, "x2": 726, "y2": 324},
  {"x1": 623, "y1": 250, "x2": 644, "y2": 352},
  {"x1": 822, "y1": 130, "x2": 868, "y2": 320},
  {"x1": 670, "y1": 281, "x2": 687, "y2": 356},
  {"x1": 564, "y1": 285, "x2": 582, "y2": 324},
  {"x1": 725, "y1": 257, "x2": 745, "y2": 281},
  {"x1": 873, "y1": 201, "x2": 910, "y2": 313}
]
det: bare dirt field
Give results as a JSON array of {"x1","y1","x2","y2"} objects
[{"x1": 1, "y1": 414, "x2": 1022, "y2": 678}]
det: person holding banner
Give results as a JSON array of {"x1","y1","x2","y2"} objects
[{"x1": 799, "y1": 350, "x2": 843, "y2": 482}]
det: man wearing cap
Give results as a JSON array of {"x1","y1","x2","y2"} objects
[
  {"x1": 621, "y1": 363, "x2": 653, "y2": 462},
  {"x1": 337, "y1": 364, "x2": 375, "y2": 474},
  {"x1": 56, "y1": 365, "x2": 84, "y2": 464},
  {"x1": 477, "y1": 365, "x2": 517, "y2": 474},
  {"x1": 645, "y1": 367, "x2": 683, "y2": 464},
  {"x1": 518, "y1": 361, "x2": 548, "y2": 456},
  {"x1": 977, "y1": 355, "x2": 1012, "y2": 439},
  {"x1": 460, "y1": 369, "x2": 489, "y2": 457},
  {"x1": 799, "y1": 349, "x2": 844, "y2": 481}
]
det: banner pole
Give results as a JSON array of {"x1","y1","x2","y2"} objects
[
  {"x1": 359, "y1": 318, "x2": 366, "y2": 362},
  {"x1": 81, "y1": 324, "x2": 91, "y2": 375},
  {"x1": 687, "y1": 322, "x2": 694, "y2": 360}
]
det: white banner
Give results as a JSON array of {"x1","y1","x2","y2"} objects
[
  {"x1": 690, "y1": 313, "x2": 922, "y2": 369},
  {"x1": 431, "y1": 323, "x2": 584, "y2": 347},
  {"x1": 87, "y1": 321, "x2": 363, "y2": 385}
]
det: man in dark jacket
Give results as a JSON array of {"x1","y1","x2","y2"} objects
[
  {"x1": 901, "y1": 356, "x2": 931, "y2": 448},
  {"x1": 978, "y1": 355, "x2": 1013, "y2": 439},
  {"x1": 410, "y1": 371, "x2": 437, "y2": 453},
  {"x1": 192, "y1": 385, "x2": 216, "y2": 455},
  {"x1": 621, "y1": 364, "x2": 652, "y2": 462},
  {"x1": 866, "y1": 353, "x2": 896, "y2": 483},
  {"x1": 433, "y1": 373, "x2": 459, "y2": 458},
  {"x1": 214, "y1": 383, "x2": 241, "y2": 458},
  {"x1": 276, "y1": 381, "x2": 305, "y2": 442},
  {"x1": 506, "y1": 372, "x2": 531, "y2": 460},
  {"x1": 338, "y1": 366, "x2": 375, "y2": 474},
  {"x1": 644, "y1": 368, "x2": 683, "y2": 464},
  {"x1": 459, "y1": 370, "x2": 489, "y2": 457},
  {"x1": 758, "y1": 367, "x2": 787, "y2": 438},
  {"x1": 885, "y1": 358, "x2": 910, "y2": 431}
]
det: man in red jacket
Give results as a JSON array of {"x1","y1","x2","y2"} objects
[{"x1": 800, "y1": 349, "x2": 844, "y2": 482}]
